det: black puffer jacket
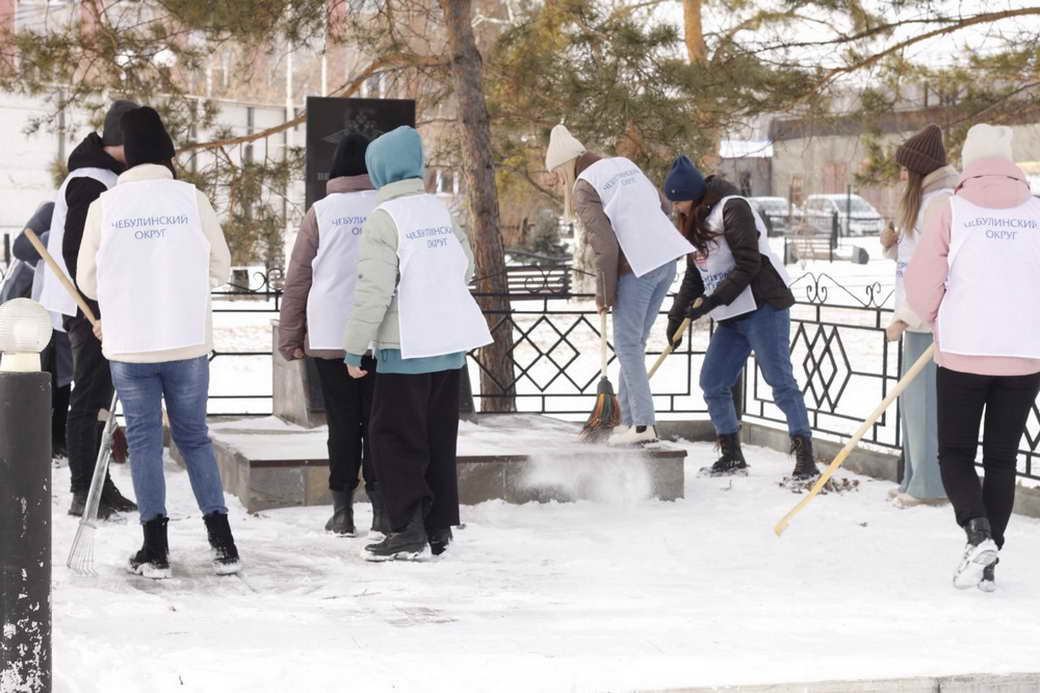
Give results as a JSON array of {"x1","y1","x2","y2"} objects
[{"x1": 669, "y1": 177, "x2": 794, "y2": 323}]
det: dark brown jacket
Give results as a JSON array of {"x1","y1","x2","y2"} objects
[
  {"x1": 669, "y1": 176, "x2": 794, "y2": 323},
  {"x1": 572, "y1": 152, "x2": 672, "y2": 308},
  {"x1": 278, "y1": 174, "x2": 374, "y2": 360}
]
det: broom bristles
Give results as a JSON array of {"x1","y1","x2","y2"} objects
[{"x1": 580, "y1": 376, "x2": 621, "y2": 441}]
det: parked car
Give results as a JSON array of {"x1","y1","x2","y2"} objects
[
  {"x1": 803, "y1": 194, "x2": 884, "y2": 236},
  {"x1": 748, "y1": 196, "x2": 802, "y2": 237}
]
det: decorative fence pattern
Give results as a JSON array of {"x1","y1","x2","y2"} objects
[{"x1": 119, "y1": 264, "x2": 1040, "y2": 483}]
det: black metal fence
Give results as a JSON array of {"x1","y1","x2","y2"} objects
[{"x1": 198, "y1": 265, "x2": 1033, "y2": 482}]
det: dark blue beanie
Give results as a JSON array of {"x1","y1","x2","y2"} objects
[{"x1": 664, "y1": 155, "x2": 706, "y2": 203}]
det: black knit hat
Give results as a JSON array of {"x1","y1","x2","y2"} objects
[
  {"x1": 121, "y1": 107, "x2": 176, "y2": 169},
  {"x1": 329, "y1": 133, "x2": 370, "y2": 179},
  {"x1": 896, "y1": 124, "x2": 946, "y2": 176},
  {"x1": 102, "y1": 99, "x2": 140, "y2": 146}
]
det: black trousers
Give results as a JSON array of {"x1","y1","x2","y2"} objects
[
  {"x1": 40, "y1": 331, "x2": 71, "y2": 450},
  {"x1": 369, "y1": 368, "x2": 461, "y2": 532},
  {"x1": 66, "y1": 317, "x2": 114, "y2": 494},
  {"x1": 313, "y1": 355, "x2": 376, "y2": 492},
  {"x1": 936, "y1": 366, "x2": 1040, "y2": 549}
]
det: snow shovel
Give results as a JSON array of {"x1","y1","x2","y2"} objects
[
  {"x1": 22, "y1": 229, "x2": 124, "y2": 574},
  {"x1": 774, "y1": 344, "x2": 936, "y2": 537},
  {"x1": 580, "y1": 310, "x2": 620, "y2": 441},
  {"x1": 647, "y1": 297, "x2": 704, "y2": 380}
]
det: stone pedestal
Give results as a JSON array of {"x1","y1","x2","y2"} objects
[{"x1": 271, "y1": 320, "x2": 326, "y2": 429}]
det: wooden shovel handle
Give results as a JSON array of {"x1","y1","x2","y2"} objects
[
  {"x1": 647, "y1": 297, "x2": 704, "y2": 380},
  {"x1": 23, "y1": 228, "x2": 98, "y2": 328}
]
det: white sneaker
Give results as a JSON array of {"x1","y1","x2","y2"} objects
[
  {"x1": 953, "y1": 539, "x2": 999, "y2": 589},
  {"x1": 607, "y1": 425, "x2": 658, "y2": 447}
]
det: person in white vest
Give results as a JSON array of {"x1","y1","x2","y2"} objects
[
  {"x1": 77, "y1": 107, "x2": 238, "y2": 580},
  {"x1": 879, "y1": 125, "x2": 958, "y2": 509},
  {"x1": 343, "y1": 126, "x2": 491, "y2": 561},
  {"x1": 41, "y1": 99, "x2": 139, "y2": 519},
  {"x1": 906, "y1": 124, "x2": 1040, "y2": 592},
  {"x1": 279, "y1": 133, "x2": 385, "y2": 537},
  {"x1": 545, "y1": 125, "x2": 693, "y2": 446},
  {"x1": 663, "y1": 156, "x2": 818, "y2": 481}
]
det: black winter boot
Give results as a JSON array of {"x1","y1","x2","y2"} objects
[
  {"x1": 324, "y1": 489, "x2": 356, "y2": 536},
  {"x1": 128, "y1": 516, "x2": 171, "y2": 579},
  {"x1": 68, "y1": 491, "x2": 118, "y2": 520},
  {"x1": 953, "y1": 517, "x2": 999, "y2": 589},
  {"x1": 367, "y1": 484, "x2": 391, "y2": 535},
  {"x1": 101, "y1": 477, "x2": 138, "y2": 513},
  {"x1": 428, "y1": 527, "x2": 453, "y2": 557},
  {"x1": 204, "y1": 512, "x2": 242, "y2": 575},
  {"x1": 790, "y1": 435, "x2": 819, "y2": 480},
  {"x1": 700, "y1": 432, "x2": 748, "y2": 477},
  {"x1": 364, "y1": 503, "x2": 428, "y2": 562}
]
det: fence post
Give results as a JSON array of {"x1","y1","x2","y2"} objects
[
  {"x1": 733, "y1": 362, "x2": 746, "y2": 423},
  {"x1": 459, "y1": 363, "x2": 477, "y2": 422},
  {"x1": 830, "y1": 211, "x2": 838, "y2": 262},
  {"x1": 0, "y1": 370, "x2": 52, "y2": 692}
]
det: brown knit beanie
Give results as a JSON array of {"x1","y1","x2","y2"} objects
[{"x1": 895, "y1": 124, "x2": 946, "y2": 176}]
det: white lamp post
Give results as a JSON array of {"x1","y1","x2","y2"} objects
[{"x1": 0, "y1": 298, "x2": 53, "y2": 373}]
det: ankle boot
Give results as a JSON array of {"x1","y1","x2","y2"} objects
[
  {"x1": 364, "y1": 503, "x2": 428, "y2": 561},
  {"x1": 204, "y1": 512, "x2": 242, "y2": 575},
  {"x1": 790, "y1": 434, "x2": 819, "y2": 480},
  {"x1": 324, "y1": 489, "x2": 356, "y2": 536},
  {"x1": 367, "y1": 484, "x2": 391, "y2": 535},
  {"x1": 701, "y1": 432, "x2": 748, "y2": 476},
  {"x1": 128, "y1": 516, "x2": 170, "y2": 579}
]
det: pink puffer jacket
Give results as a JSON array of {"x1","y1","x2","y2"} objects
[{"x1": 905, "y1": 157, "x2": 1040, "y2": 376}]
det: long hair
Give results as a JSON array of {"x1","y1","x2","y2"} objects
[
  {"x1": 678, "y1": 199, "x2": 720, "y2": 255},
  {"x1": 899, "y1": 169, "x2": 925, "y2": 238}
]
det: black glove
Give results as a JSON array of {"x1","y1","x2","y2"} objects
[
  {"x1": 684, "y1": 295, "x2": 718, "y2": 322},
  {"x1": 666, "y1": 317, "x2": 684, "y2": 348}
]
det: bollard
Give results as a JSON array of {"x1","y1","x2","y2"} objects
[{"x1": 0, "y1": 370, "x2": 52, "y2": 693}]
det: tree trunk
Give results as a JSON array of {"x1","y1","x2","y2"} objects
[
  {"x1": 683, "y1": 0, "x2": 720, "y2": 169},
  {"x1": 439, "y1": 0, "x2": 516, "y2": 413}
]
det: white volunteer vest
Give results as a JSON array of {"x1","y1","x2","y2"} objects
[
  {"x1": 576, "y1": 157, "x2": 693, "y2": 277},
  {"x1": 696, "y1": 195, "x2": 792, "y2": 321},
  {"x1": 307, "y1": 190, "x2": 379, "y2": 350},
  {"x1": 938, "y1": 195, "x2": 1040, "y2": 358},
  {"x1": 378, "y1": 194, "x2": 492, "y2": 359},
  {"x1": 40, "y1": 167, "x2": 120, "y2": 321},
  {"x1": 96, "y1": 179, "x2": 210, "y2": 355},
  {"x1": 895, "y1": 187, "x2": 952, "y2": 327}
]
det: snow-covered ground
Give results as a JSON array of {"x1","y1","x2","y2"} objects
[{"x1": 52, "y1": 441, "x2": 1040, "y2": 693}]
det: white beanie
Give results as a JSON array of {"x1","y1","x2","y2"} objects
[
  {"x1": 961, "y1": 124, "x2": 1014, "y2": 167},
  {"x1": 545, "y1": 124, "x2": 586, "y2": 171}
]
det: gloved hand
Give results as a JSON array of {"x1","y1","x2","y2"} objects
[
  {"x1": 666, "y1": 317, "x2": 684, "y2": 348},
  {"x1": 684, "y1": 295, "x2": 718, "y2": 322},
  {"x1": 111, "y1": 425, "x2": 129, "y2": 464}
]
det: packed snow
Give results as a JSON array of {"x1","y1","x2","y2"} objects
[{"x1": 50, "y1": 439, "x2": 1040, "y2": 692}]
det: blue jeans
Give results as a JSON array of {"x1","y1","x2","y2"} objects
[
  {"x1": 613, "y1": 261, "x2": 677, "y2": 426},
  {"x1": 110, "y1": 356, "x2": 227, "y2": 523},
  {"x1": 700, "y1": 304, "x2": 811, "y2": 438}
]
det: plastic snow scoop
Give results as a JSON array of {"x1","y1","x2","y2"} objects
[
  {"x1": 647, "y1": 297, "x2": 704, "y2": 380},
  {"x1": 774, "y1": 343, "x2": 936, "y2": 536},
  {"x1": 580, "y1": 310, "x2": 620, "y2": 441},
  {"x1": 22, "y1": 230, "x2": 126, "y2": 574}
]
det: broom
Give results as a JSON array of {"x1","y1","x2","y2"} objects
[
  {"x1": 774, "y1": 344, "x2": 936, "y2": 536},
  {"x1": 23, "y1": 229, "x2": 123, "y2": 575},
  {"x1": 580, "y1": 310, "x2": 620, "y2": 441}
]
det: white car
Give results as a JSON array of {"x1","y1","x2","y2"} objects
[{"x1": 803, "y1": 194, "x2": 884, "y2": 236}]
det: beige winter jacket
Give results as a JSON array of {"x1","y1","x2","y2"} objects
[
  {"x1": 342, "y1": 178, "x2": 475, "y2": 356},
  {"x1": 77, "y1": 164, "x2": 232, "y2": 363},
  {"x1": 884, "y1": 164, "x2": 960, "y2": 330},
  {"x1": 572, "y1": 152, "x2": 672, "y2": 309},
  {"x1": 278, "y1": 174, "x2": 374, "y2": 360}
]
